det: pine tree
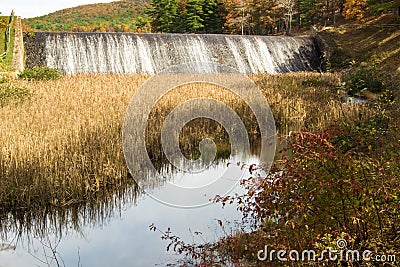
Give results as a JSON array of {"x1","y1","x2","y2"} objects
[
  {"x1": 147, "y1": 0, "x2": 179, "y2": 32},
  {"x1": 300, "y1": 0, "x2": 325, "y2": 26},
  {"x1": 202, "y1": 0, "x2": 226, "y2": 33},
  {"x1": 183, "y1": 0, "x2": 205, "y2": 33}
]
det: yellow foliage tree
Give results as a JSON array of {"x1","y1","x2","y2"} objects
[{"x1": 343, "y1": 0, "x2": 367, "y2": 22}]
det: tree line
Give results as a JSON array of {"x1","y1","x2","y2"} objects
[
  {"x1": 23, "y1": 0, "x2": 397, "y2": 34},
  {"x1": 146, "y1": 0, "x2": 397, "y2": 35}
]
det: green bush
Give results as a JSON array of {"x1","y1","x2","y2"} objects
[
  {"x1": 366, "y1": 1, "x2": 396, "y2": 16},
  {"x1": 0, "y1": 59, "x2": 13, "y2": 73},
  {"x1": 18, "y1": 66, "x2": 61, "y2": 81},
  {"x1": 0, "y1": 84, "x2": 32, "y2": 107},
  {"x1": 348, "y1": 67, "x2": 385, "y2": 95}
]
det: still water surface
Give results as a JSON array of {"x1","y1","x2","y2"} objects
[{"x1": 0, "y1": 155, "x2": 258, "y2": 267}]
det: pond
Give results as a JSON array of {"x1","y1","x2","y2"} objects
[
  {"x1": 1, "y1": 70, "x2": 277, "y2": 266},
  {"x1": 0, "y1": 154, "x2": 259, "y2": 267}
]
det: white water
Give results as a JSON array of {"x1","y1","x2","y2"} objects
[{"x1": 40, "y1": 33, "x2": 320, "y2": 74}]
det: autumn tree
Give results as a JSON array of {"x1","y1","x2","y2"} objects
[
  {"x1": 248, "y1": 0, "x2": 278, "y2": 34},
  {"x1": 343, "y1": 0, "x2": 367, "y2": 22},
  {"x1": 223, "y1": 0, "x2": 251, "y2": 34},
  {"x1": 280, "y1": 0, "x2": 296, "y2": 34}
]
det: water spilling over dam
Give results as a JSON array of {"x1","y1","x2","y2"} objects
[{"x1": 25, "y1": 32, "x2": 321, "y2": 74}]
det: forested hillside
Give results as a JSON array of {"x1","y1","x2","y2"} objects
[
  {"x1": 24, "y1": 0, "x2": 151, "y2": 32},
  {"x1": 23, "y1": 0, "x2": 398, "y2": 34}
]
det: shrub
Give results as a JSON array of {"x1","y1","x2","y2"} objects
[
  {"x1": 366, "y1": 1, "x2": 396, "y2": 16},
  {"x1": 348, "y1": 67, "x2": 385, "y2": 95},
  {"x1": 0, "y1": 59, "x2": 13, "y2": 73},
  {"x1": 0, "y1": 85, "x2": 32, "y2": 107},
  {"x1": 217, "y1": 114, "x2": 400, "y2": 265},
  {"x1": 18, "y1": 66, "x2": 61, "y2": 81},
  {"x1": 0, "y1": 73, "x2": 10, "y2": 84}
]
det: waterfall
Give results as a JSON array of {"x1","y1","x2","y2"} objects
[{"x1": 26, "y1": 32, "x2": 321, "y2": 74}]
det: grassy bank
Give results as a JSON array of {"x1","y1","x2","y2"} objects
[
  {"x1": 318, "y1": 14, "x2": 400, "y2": 100},
  {"x1": 0, "y1": 16, "x2": 15, "y2": 71},
  {"x1": 0, "y1": 73, "x2": 364, "y2": 216}
]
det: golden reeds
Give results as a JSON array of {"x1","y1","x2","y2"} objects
[
  {"x1": 0, "y1": 74, "x2": 146, "y2": 212},
  {"x1": 0, "y1": 73, "x2": 368, "y2": 214},
  {"x1": 253, "y1": 72, "x2": 371, "y2": 135}
]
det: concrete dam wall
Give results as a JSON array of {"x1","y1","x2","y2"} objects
[{"x1": 24, "y1": 32, "x2": 321, "y2": 74}]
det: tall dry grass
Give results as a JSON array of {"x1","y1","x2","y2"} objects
[
  {"x1": 0, "y1": 72, "x2": 369, "y2": 216},
  {"x1": 0, "y1": 74, "x2": 146, "y2": 213},
  {"x1": 253, "y1": 72, "x2": 370, "y2": 135}
]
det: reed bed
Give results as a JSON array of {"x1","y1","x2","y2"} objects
[
  {"x1": 0, "y1": 72, "x2": 369, "y2": 216},
  {"x1": 0, "y1": 75, "x2": 146, "y2": 212},
  {"x1": 253, "y1": 72, "x2": 370, "y2": 135}
]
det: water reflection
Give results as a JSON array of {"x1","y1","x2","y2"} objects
[
  {"x1": 0, "y1": 180, "x2": 139, "y2": 244},
  {"x1": 123, "y1": 71, "x2": 276, "y2": 208},
  {"x1": 0, "y1": 146, "x2": 260, "y2": 267},
  {"x1": 1, "y1": 69, "x2": 274, "y2": 265}
]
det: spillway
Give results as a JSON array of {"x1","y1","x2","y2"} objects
[{"x1": 25, "y1": 32, "x2": 321, "y2": 74}]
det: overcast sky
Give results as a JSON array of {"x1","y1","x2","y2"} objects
[{"x1": 1, "y1": 0, "x2": 117, "y2": 18}]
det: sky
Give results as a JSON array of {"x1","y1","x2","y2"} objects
[{"x1": 1, "y1": 0, "x2": 117, "y2": 18}]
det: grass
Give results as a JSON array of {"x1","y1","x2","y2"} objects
[
  {"x1": 0, "y1": 73, "x2": 365, "y2": 217},
  {"x1": 0, "y1": 16, "x2": 15, "y2": 71},
  {"x1": 0, "y1": 17, "x2": 10, "y2": 54},
  {"x1": 253, "y1": 72, "x2": 370, "y2": 135},
  {"x1": 319, "y1": 14, "x2": 400, "y2": 74},
  {"x1": 0, "y1": 75, "x2": 146, "y2": 213},
  {"x1": 0, "y1": 84, "x2": 32, "y2": 107}
]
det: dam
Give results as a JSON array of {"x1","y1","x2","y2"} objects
[{"x1": 24, "y1": 32, "x2": 321, "y2": 74}]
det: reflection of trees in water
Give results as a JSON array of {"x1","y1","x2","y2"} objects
[
  {"x1": 0, "y1": 243, "x2": 16, "y2": 251},
  {"x1": 132, "y1": 127, "x2": 261, "y2": 194},
  {"x1": 0, "y1": 131, "x2": 253, "y2": 248}
]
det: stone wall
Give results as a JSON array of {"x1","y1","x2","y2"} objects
[
  {"x1": 11, "y1": 16, "x2": 24, "y2": 74},
  {"x1": 24, "y1": 33, "x2": 47, "y2": 69}
]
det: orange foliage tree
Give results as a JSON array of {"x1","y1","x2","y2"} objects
[
  {"x1": 223, "y1": 0, "x2": 251, "y2": 34},
  {"x1": 343, "y1": 0, "x2": 367, "y2": 22}
]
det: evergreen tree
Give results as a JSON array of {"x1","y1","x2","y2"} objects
[
  {"x1": 202, "y1": 0, "x2": 226, "y2": 33},
  {"x1": 300, "y1": 0, "x2": 325, "y2": 26},
  {"x1": 183, "y1": 0, "x2": 205, "y2": 33},
  {"x1": 174, "y1": 0, "x2": 188, "y2": 32},
  {"x1": 147, "y1": 0, "x2": 179, "y2": 32}
]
